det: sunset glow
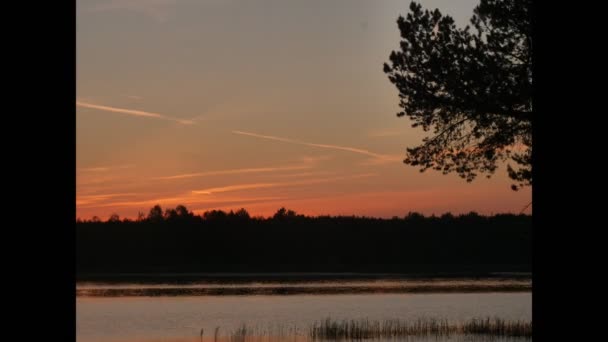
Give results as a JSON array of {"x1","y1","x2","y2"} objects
[{"x1": 77, "y1": 0, "x2": 531, "y2": 220}]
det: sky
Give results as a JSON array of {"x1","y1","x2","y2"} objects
[{"x1": 76, "y1": 0, "x2": 532, "y2": 220}]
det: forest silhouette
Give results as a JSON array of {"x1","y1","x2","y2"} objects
[{"x1": 77, "y1": 205, "x2": 530, "y2": 278}]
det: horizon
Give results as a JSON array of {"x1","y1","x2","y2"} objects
[
  {"x1": 76, "y1": 203, "x2": 531, "y2": 222},
  {"x1": 77, "y1": 0, "x2": 532, "y2": 220}
]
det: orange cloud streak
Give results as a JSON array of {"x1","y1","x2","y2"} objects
[
  {"x1": 77, "y1": 100, "x2": 195, "y2": 125},
  {"x1": 153, "y1": 165, "x2": 313, "y2": 181},
  {"x1": 232, "y1": 130, "x2": 391, "y2": 160}
]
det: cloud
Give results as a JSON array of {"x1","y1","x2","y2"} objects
[
  {"x1": 77, "y1": 100, "x2": 195, "y2": 125},
  {"x1": 86, "y1": 0, "x2": 180, "y2": 23},
  {"x1": 78, "y1": 164, "x2": 135, "y2": 172},
  {"x1": 273, "y1": 171, "x2": 337, "y2": 179},
  {"x1": 232, "y1": 130, "x2": 391, "y2": 160},
  {"x1": 153, "y1": 165, "x2": 313, "y2": 181},
  {"x1": 124, "y1": 95, "x2": 143, "y2": 100},
  {"x1": 76, "y1": 193, "x2": 138, "y2": 206},
  {"x1": 358, "y1": 154, "x2": 404, "y2": 166},
  {"x1": 368, "y1": 129, "x2": 403, "y2": 138},
  {"x1": 79, "y1": 194, "x2": 286, "y2": 209},
  {"x1": 77, "y1": 175, "x2": 128, "y2": 188},
  {"x1": 192, "y1": 183, "x2": 278, "y2": 195},
  {"x1": 79, "y1": 167, "x2": 112, "y2": 173},
  {"x1": 77, "y1": 173, "x2": 378, "y2": 213},
  {"x1": 191, "y1": 173, "x2": 377, "y2": 195},
  {"x1": 298, "y1": 155, "x2": 333, "y2": 164},
  {"x1": 288, "y1": 173, "x2": 377, "y2": 186},
  {"x1": 292, "y1": 173, "x2": 377, "y2": 185}
]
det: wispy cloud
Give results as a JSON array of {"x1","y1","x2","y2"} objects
[
  {"x1": 77, "y1": 173, "x2": 378, "y2": 213},
  {"x1": 124, "y1": 95, "x2": 143, "y2": 100},
  {"x1": 77, "y1": 100, "x2": 195, "y2": 125},
  {"x1": 79, "y1": 194, "x2": 286, "y2": 209},
  {"x1": 78, "y1": 164, "x2": 135, "y2": 173},
  {"x1": 79, "y1": 167, "x2": 112, "y2": 173},
  {"x1": 191, "y1": 173, "x2": 377, "y2": 195},
  {"x1": 299, "y1": 155, "x2": 333, "y2": 164},
  {"x1": 76, "y1": 193, "x2": 138, "y2": 206},
  {"x1": 358, "y1": 154, "x2": 404, "y2": 166},
  {"x1": 86, "y1": 0, "x2": 180, "y2": 23},
  {"x1": 232, "y1": 130, "x2": 390, "y2": 160},
  {"x1": 153, "y1": 165, "x2": 313, "y2": 181},
  {"x1": 192, "y1": 183, "x2": 278, "y2": 195},
  {"x1": 368, "y1": 129, "x2": 403, "y2": 138},
  {"x1": 291, "y1": 173, "x2": 377, "y2": 186},
  {"x1": 78, "y1": 194, "x2": 198, "y2": 209},
  {"x1": 273, "y1": 171, "x2": 337, "y2": 179},
  {"x1": 77, "y1": 175, "x2": 130, "y2": 188}
]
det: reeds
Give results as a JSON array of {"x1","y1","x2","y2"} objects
[
  {"x1": 462, "y1": 317, "x2": 532, "y2": 337},
  {"x1": 229, "y1": 324, "x2": 249, "y2": 342},
  {"x1": 225, "y1": 323, "x2": 305, "y2": 342},
  {"x1": 214, "y1": 326, "x2": 220, "y2": 342},
  {"x1": 211, "y1": 317, "x2": 531, "y2": 342},
  {"x1": 309, "y1": 317, "x2": 532, "y2": 340}
]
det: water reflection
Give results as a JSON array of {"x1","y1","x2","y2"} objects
[
  {"x1": 77, "y1": 292, "x2": 531, "y2": 342},
  {"x1": 88, "y1": 336, "x2": 529, "y2": 342},
  {"x1": 77, "y1": 278, "x2": 531, "y2": 297}
]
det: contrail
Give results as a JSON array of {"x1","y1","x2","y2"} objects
[
  {"x1": 77, "y1": 100, "x2": 195, "y2": 125},
  {"x1": 153, "y1": 165, "x2": 312, "y2": 181},
  {"x1": 232, "y1": 130, "x2": 389, "y2": 159}
]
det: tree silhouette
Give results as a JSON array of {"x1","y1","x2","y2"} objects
[
  {"x1": 273, "y1": 207, "x2": 288, "y2": 220},
  {"x1": 273, "y1": 207, "x2": 298, "y2": 220},
  {"x1": 164, "y1": 208, "x2": 178, "y2": 221},
  {"x1": 175, "y1": 205, "x2": 193, "y2": 218},
  {"x1": 148, "y1": 204, "x2": 164, "y2": 223},
  {"x1": 233, "y1": 208, "x2": 251, "y2": 220},
  {"x1": 203, "y1": 209, "x2": 227, "y2": 222},
  {"x1": 108, "y1": 213, "x2": 120, "y2": 223},
  {"x1": 383, "y1": 0, "x2": 532, "y2": 190},
  {"x1": 404, "y1": 211, "x2": 425, "y2": 223},
  {"x1": 76, "y1": 204, "x2": 532, "y2": 275}
]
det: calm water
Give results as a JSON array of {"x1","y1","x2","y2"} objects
[{"x1": 77, "y1": 279, "x2": 531, "y2": 342}]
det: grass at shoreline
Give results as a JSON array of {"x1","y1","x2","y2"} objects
[
  {"x1": 207, "y1": 317, "x2": 532, "y2": 341},
  {"x1": 79, "y1": 317, "x2": 532, "y2": 342},
  {"x1": 309, "y1": 317, "x2": 532, "y2": 340}
]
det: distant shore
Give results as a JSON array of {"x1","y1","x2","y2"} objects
[
  {"x1": 76, "y1": 272, "x2": 531, "y2": 297},
  {"x1": 77, "y1": 271, "x2": 532, "y2": 283}
]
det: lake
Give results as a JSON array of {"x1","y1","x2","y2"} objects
[{"x1": 77, "y1": 277, "x2": 532, "y2": 342}]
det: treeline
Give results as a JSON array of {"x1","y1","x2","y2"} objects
[{"x1": 76, "y1": 205, "x2": 531, "y2": 276}]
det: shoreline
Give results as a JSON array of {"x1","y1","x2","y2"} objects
[
  {"x1": 77, "y1": 271, "x2": 532, "y2": 283},
  {"x1": 77, "y1": 272, "x2": 531, "y2": 297},
  {"x1": 77, "y1": 284, "x2": 532, "y2": 297}
]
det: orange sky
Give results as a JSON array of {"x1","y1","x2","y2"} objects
[{"x1": 76, "y1": 0, "x2": 531, "y2": 220}]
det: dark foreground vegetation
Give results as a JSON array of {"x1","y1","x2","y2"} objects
[
  {"x1": 309, "y1": 317, "x2": 532, "y2": 340},
  {"x1": 205, "y1": 317, "x2": 532, "y2": 341},
  {"x1": 77, "y1": 205, "x2": 531, "y2": 278}
]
